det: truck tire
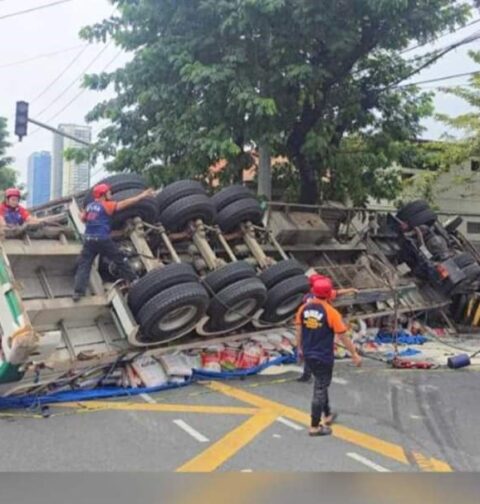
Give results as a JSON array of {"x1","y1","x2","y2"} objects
[
  {"x1": 128, "y1": 263, "x2": 199, "y2": 314},
  {"x1": 407, "y1": 208, "x2": 437, "y2": 228},
  {"x1": 84, "y1": 173, "x2": 147, "y2": 207},
  {"x1": 137, "y1": 282, "x2": 209, "y2": 343},
  {"x1": 203, "y1": 261, "x2": 257, "y2": 294},
  {"x1": 259, "y1": 259, "x2": 305, "y2": 289},
  {"x1": 261, "y1": 275, "x2": 309, "y2": 324},
  {"x1": 160, "y1": 194, "x2": 216, "y2": 231},
  {"x1": 156, "y1": 180, "x2": 206, "y2": 215},
  {"x1": 397, "y1": 200, "x2": 430, "y2": 221},
  {"x1": 111, "y1": 189, "x2": 158, "y2": 229},
  {"x1": 453, "y1": 252, "x2": 476, "y2": 269},
  {"x1": 211, "y1": 185, "x2": 254, "y2": 212},
  {"x1": 452, "y1": 293, "x2": 470, "y2": 323},
  {"x1": 215, "y1": 198, "x2": 263, "y2": 233},
  {"x1": 207, "y1": 277, "x2": 267, "y2": 331}
]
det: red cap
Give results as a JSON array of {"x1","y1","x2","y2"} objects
[
  {"x1": 311, "y1": 277, "x2": 336, "y2": 300},
  {"x1": 92, "y1": 183, "x2": 111, "y2": 199},
  {"x1": 5, "y1": 187, "x2": 21, "y2": 199}
]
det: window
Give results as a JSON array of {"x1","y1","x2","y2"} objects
[
  {"x1": 467, "y1": 222, "x2": 480, "y2": 234},
  {"x1": 471, "y1": 160, "x2": 480, "y2": 172}
]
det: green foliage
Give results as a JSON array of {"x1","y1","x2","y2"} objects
[
  {"x1": 0, "y1": 117, "x2": 17, "y2": 192},
  {"x1": 80, "y1": 0, "x2": 472, "y2": 204}
]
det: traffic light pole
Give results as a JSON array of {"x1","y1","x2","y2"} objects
[{"x1": 27, "y1": 118, "x2": 92, "y2": 147}]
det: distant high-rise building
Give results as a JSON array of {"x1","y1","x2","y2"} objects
[
  {"x1": 52, "y1": 124, "x2": 92, "y2": 198},
  {"x1": 27, "y1": 151, "x2": 51, "y2": 207}
]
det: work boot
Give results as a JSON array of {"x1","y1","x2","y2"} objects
[
  {"x1": 297, "y1": 374, "x2": 312, "y2": 383},
  {"x1": 72, "y1": 292, "x2": 83, "y2": 302}
]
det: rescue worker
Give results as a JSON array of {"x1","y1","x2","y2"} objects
[
  {"x1": 0, "y1": 187, "x2": 39, "y2": 229},
  {"x1": 295, "y1": 276, "x2": 362, "y2": 436},
  {"x1": 297, "y1": 274, "x2": 359, "y2": 383},
  {"x1": 72, "y1": 183, "x2": 154, "y2": 301}
]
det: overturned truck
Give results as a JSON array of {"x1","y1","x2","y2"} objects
[{"x1": 0, "y1": 176, "x2": 474, "y2": 397}]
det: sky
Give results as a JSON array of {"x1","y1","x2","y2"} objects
[{"x1": 0, "y1": 0, "x2": 480, "y2": 187}]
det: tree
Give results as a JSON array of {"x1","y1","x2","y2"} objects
[
  {"x1": 80, "y1": 0, "x2": 472, "y2": 204},
  {"x1": 0, "y1": 117, "x2": 17, "y2": 192}
]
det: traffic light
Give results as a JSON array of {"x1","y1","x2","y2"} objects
[{"x1": 14, "y1": 101, "x2": 29, "y2": 141}]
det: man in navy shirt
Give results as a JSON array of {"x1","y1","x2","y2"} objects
[
  {"x1": 73, "y1": 183, "x2": 154, "y2": 301},
  {"x1": 296, "y1": 276, "x2": 361, "y2": 436}
]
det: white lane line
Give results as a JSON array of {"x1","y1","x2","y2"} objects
[
  {"x1": 241, "y1": 469, "x2": 253, "y2": 473},
  {"x1": 272, "y1": 434, "x2": 282, "y2": 439},
  {"x1": 332, "y1": 377, "x2": 348, "y2": 385},
  {"x1": 277, "y1": 416, "x2": 303, "y2": 431},
  {"x1": 173, "y1": 419, "x2": 209, "y2": 443},
  {"x1": 140, "y1": 393, "x2": 156, "y2": 404},
  {"x1": 347, "y1": 452, "x2": 391, "y2": 472}
]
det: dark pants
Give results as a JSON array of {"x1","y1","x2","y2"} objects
[
  {"x1": 301, "y1": 361, "x2": 312, "y2": 379},
  {"x1": 305, "y1": 358, "x2": 333, "y2": 428},
  {"x1": 74, "y1": 237, "x2": 137, "y2": 295}
]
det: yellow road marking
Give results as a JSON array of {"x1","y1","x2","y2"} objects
[
  {"x1": 176, "y1": 410, "x2": 278, "y2": 472},
  {"x1": 206, "y1": 381, "x2": 453, "y2": 472},
  {"x1": 412, "y1": 451, "x2": 452, "y2": 473},
  {"x1": 60, "y1": 400, "x2": 258, "y2": 416}
]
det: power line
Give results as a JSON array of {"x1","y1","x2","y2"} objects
[
  {"x1": 401, "y1": 17, "x2": 480, "y2": 54},
  {"x1": 34, "y1": 40, "x2": 112, "y2": 117},
  {"x1": 29, "y1": 50, "x2": 122, "y2": 137},
  {"x1": 399, "y1": 70, "x2": 480, "y2": 88},
  {"x1": 0, "y1": 44, "x2": 84, "y2": 68},
  {"x1": 0, "y1": 0, "x2": 74, "y2": 21},
  {"x1": 32, "y1": 44, "x2": 91, "y2": 102}
]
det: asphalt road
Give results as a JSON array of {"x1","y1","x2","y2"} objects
[{"x1": 0, "y1": 361, "x2": 478, "y2": 472}]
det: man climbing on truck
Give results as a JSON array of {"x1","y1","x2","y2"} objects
[
  {"x1": 72, "y1": 183, "x2": 154, "y2": 302},
  {"x1": 0, "y1": 187, "x2": 40, "y2": 229},
  {"x1": 296, "y1": 276, "x2": 362, "y2": 436}
]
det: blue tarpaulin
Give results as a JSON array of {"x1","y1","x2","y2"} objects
[
  {"x1": 375, "y1": 330, "x2": 428, "y2": 345},
  {"x1": 0, "y1": 354, "x2": 296, "y2": 410}
]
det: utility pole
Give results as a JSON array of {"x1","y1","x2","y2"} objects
[{"x1": 257, "y1": 141, "x2": 272, "y2": 200}]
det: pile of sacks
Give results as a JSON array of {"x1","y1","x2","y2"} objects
[{"x1": 114, "y1": 331, "x2": 296, "y2": 389}]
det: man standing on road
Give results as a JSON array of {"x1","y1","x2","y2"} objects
[
  {"x1": 72, "y1": 183, "x2": 154, "y2": 301},
  {"x1": 297, "y1": 273, "x2": 359, "y2": 383},
  {"x1": 295, "y1": 276, "x2": 362, "y2": 436}
]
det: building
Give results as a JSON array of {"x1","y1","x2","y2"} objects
[
  {"x1": 52, "y1": 124, "x2": 92, "y2": 198},
  {"x1": 27, "y1": 151, "x2": 51, "y2": 207}
]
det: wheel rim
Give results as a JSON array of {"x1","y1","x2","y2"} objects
[
  {"x1": 157, "y1": 305, "x2": 199, "y2": 332},
  {"x1": 276, "y1": 293, "x2": 304, "y2": 316},
  {"x1": 224, "y1": 298, "x2": 258, "y2": 323}
]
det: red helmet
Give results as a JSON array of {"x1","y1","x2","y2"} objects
[
  {"x1": 309, "y1": 273, "x2": 327, "y2": 287},
  {"x1": 5, "y1": 187, "x2": 21, "y2": 200},
  {"x1": 92, "y1": 183, "x2": 111, "y2": 199},
  {"x1": 311, "y1": 277, "x2": 336, "y2": 300}
]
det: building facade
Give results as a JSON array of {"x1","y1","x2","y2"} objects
[
  {"x1": 51, "y1": 124, "x2": 92, "y2": 198},
  {"x1": 27, "y1": 151, "x2": 51, "y2": 207}
]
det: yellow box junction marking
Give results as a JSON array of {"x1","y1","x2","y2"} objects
[
  {"x1": 204, "y1": 381, "x2": 453, "y2": 472},
  {"x1": 60, "y1": 381, "x2": 453, "y2": 473}
]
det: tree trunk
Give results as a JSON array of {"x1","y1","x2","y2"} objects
[{"x1": 296, "y1": 153, "x2": 318, "y2": 204}]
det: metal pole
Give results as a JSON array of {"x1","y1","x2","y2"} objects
[{"x1": 28, "y1": 118, "x2": 92, "y2": 147}]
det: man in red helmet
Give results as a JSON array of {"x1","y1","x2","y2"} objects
[
  {"x1": 297, "y1": 274, "x2": 359, "y2": 383},
  {"x1": 295, "y1": 276, "x2": 362, "y2": 436},
  {"x1": 72, "y1": 183, "x2": 154, "y2": 301},
  {"x1": 0, "y1": 187, "x2": 39, "y2": 229}
]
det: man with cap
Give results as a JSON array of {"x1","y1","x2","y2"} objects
[
  {"x1": 72, "y1": 183, "x2": 154, "y2": 301},
  {"x1": 295, "y1": 276, "x2": 362, "y2": 436},
  {"x1": 0, "y1": 187, "x2": 40, "y2": 229},
  {"x1": 297, "y1": 274, "x2": 358, "y2": 383}
]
